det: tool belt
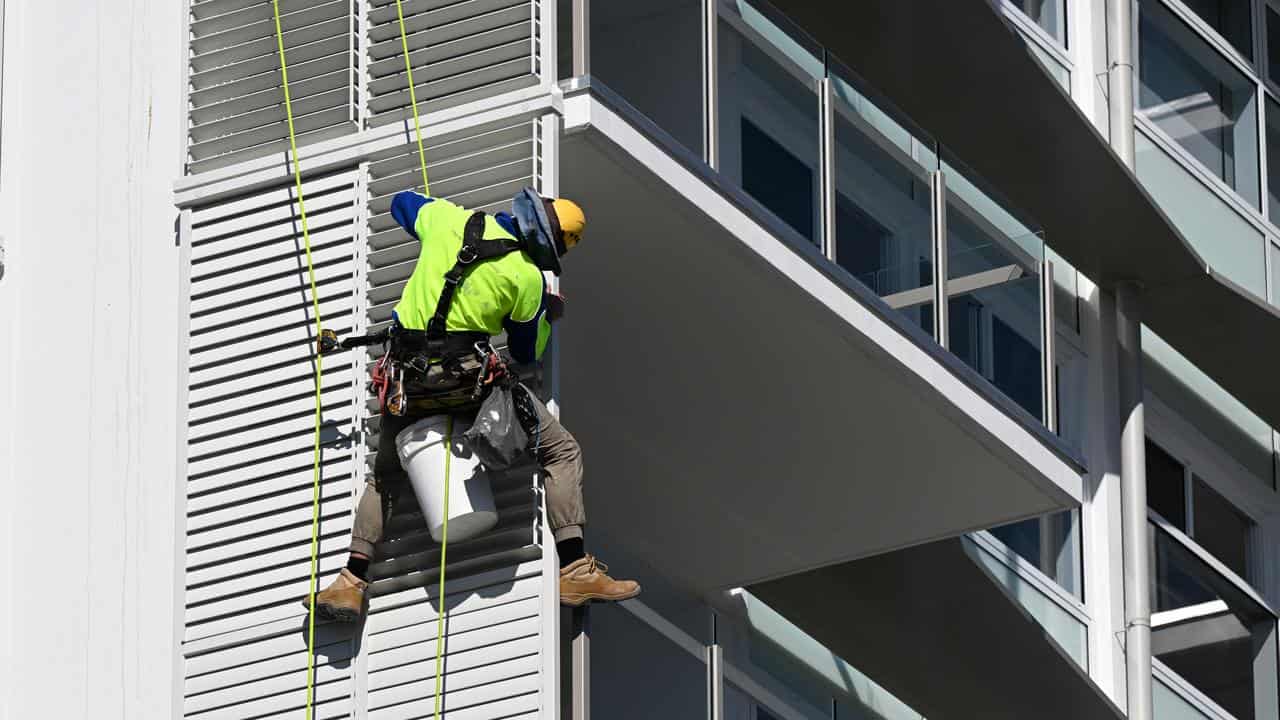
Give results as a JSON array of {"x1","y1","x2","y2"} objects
[
  {"x1": 328, "y1": 210, "x2": 523, "y2": 416},
  {"x1": 371, "y1": 325, "x2": 496, "y2": 416}
]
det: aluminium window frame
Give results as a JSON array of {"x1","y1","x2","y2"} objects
[
  {"x1": 1001, "y1": 0, "x2": 1074, "y2": 67},
  {"x1": 969, "y1": 527, "x2": 1090, "y2": 618}
]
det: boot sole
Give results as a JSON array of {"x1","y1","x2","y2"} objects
[
  {"x1": 304, "y1": 597, "x2": 364, "y2": 624},
  {"x1": 560, "y1": 587, "x2": 642, "y2": 608}
]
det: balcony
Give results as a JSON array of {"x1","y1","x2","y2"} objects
[
  {"x1": 553, "y1": 1, "x2": 1112, "y2": 717},
  {"x1": 556, "y1": 0, "x2": 1084, "y2": 591}
]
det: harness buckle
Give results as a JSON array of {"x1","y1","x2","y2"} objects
[{"x1": 457, "y1": 245, "x2": 479, "y2": 264}]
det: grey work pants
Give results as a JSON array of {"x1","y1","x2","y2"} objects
[{"x1": 349, "y1": 384, "x2": 585, "y2": 558}]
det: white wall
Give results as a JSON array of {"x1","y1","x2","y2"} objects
[{"x1": 0, "y1": 1, "x2": 184, "y2": 718}]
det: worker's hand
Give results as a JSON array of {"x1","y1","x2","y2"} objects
[{"x1": 546, "y1": 292, "x2": 566, "y2": 323}]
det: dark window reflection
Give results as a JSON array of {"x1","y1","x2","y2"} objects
[
  {"x1": 742, "y1": 118, "x2": 815, "y2": 242},
  {"x1": 1146, "y1": 439, "x2": 1188, "y2": 530},
  {"x1": 1181, "y1": 0, "x2": 1253, "y2": 59},
  {"x1": 1192, "y1": 477, "x2": 1251, "y2": 578}
]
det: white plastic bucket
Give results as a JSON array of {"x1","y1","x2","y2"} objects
[{"x1": 395, "y1": 415, "x2": 498, "y2": 543}]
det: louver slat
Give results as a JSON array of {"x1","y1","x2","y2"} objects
[
  {"x1": 181, "y1": 171, "x2": 362, "y2": 718},
  {"x1": 187, "y1": 1, "x2": 357, "y2": 174},
  {"x1": 365, "y1": 0, "x2": 538, "y2": 126}
]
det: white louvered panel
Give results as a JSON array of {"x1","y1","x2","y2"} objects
[
  {"x1": 182, "y1": 170, "x2": 363, "y2": 720},
  {"x1": 188, "y1": 0, "x2": 358, "y2": 175},
  {"x1": 365, "y1": 0, "x2": 539, "y2": 127}
]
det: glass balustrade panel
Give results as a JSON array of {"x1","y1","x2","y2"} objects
[
  {"x1": 717, "y1": 0, "x2": 822, "y2": 246},
  {"x1": 1149, "y1": 520, "x2": 1279, "y2": 720},
  {"x1": 590, "y1": 0, "x2": 705, "y2": 158},
  {"x1": 829, "y1": 60, "x2": 938, "y2": 331}
]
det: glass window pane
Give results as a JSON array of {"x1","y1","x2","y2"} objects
[
  {"x1": 1180, "y1": 0, "x2": 1253, "y2": 60},
  {"x1": 1266, "y1": 97, "x2": 1280, "y2": 226},
  {"x1": 987, "y1": 510, "x2": 1081, "y2": 597},
  {"x1": 1135, "y1": 130, "x2": 1267, "y2": 298},
  {"x1": 943, "y1": 154, "x2": 1046, "y2": 420},
  {"x1": 1268, "y1": 7, "x2": 1280, "y2": 86},
  {"x1": 591, "y1": 605, "x2": 707, "y2": 719},
  {"x1": 1155, "y1": 674, "x2": 1215, "y2": 720},
  {"x1": 718, "y1": 0, "x2": 821, "y2": 245},
  {"x1": 1147, "y1": 438, "x2": 1188, "y2": 530},
  {"x1": 1272, "y1": 242, "x2": 1280, "y2": 308},
  {"x1": 970, "y1": 534, "x2": 1089, "y2": 667},
  {"x1": 1011, "y1": 0, "x2": 1067, "y2": 46},
  {"x1": 1138, "y1": 0, "x2": 1260, "y2": 210},
  {"x1": 1191, "y1": 476, "x2": 1252, "y2": 579},
  {"x1": 591, "y1": 0, "x2": 704, "y2": 157},
  {"x1": 830, "y1": 63, "x2": 937, "y2": 330},
  {"x1": 1150, "y1": 522, "x2": 1277, "y2": 720},
  {"x1": 1025, "y1": 34, "x2": 1071, "y2": 88}
]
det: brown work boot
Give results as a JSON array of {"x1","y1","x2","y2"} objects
[
  {"x1": 559, "y1": 555, "x2": 641, "y2": 607},
  {"x1": 304, "y1": 568, "x2": 367, "y2": 623}
]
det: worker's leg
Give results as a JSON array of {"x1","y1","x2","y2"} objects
[
  {"x1": 517, "y1": 384, "x2": 641, "y2": 606},
  {"x1": 518, "y1": 385, "x2": 586, "y2": 559},
  {"x1": 349, "y1": 410, "x2": 415, "y2": 561},
  {"x1": 309, "y1": 411, "x2": 412, "y2": 622}
]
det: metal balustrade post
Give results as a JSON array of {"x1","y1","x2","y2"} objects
[
  {"x1": 572, "y1": 0, "x2": 589, "y2": 77},
  {"x1": 572, "y1": 606, "x2": 590, "y2": 720},
  {"x1": 819, "y1": 69, "x2": 836, "y2": 261},
  {"x1": 930, "y1": 170, "x2": 949, "y2": 349},
  {"x1": 1041, "y1": 259, "x2": 1058, "y2": 433},
  {"x1": 702, "y1": 0, "x2": 719, "y2": 168}
]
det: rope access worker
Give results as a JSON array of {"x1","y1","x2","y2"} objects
[{"x1": 305, "y1": 189, "x2": 640, "y2": 621}]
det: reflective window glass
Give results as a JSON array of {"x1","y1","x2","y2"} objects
[
  {"x1": 1266, "y1": 97, "x2": 1280, "y2": 225},
  {"x1": 988, "y1": 510, "x2": 1081, "y2": 597},
  {"x1": 590, "y1": 0, "x2": 705, "y2": 157},
  {"x1": 1139, "y1": 0, "x2": 1261, "y2": 209},
  {"x1": 1150, "y1": 521, "x2": 1277, "y2": 720},
  {"x1": 943, "y1": 154, "x2": 1046, "y2": 420},
  {"x1": 1181, "y1": 0, "x2": 1253, "y2": 60},
  {"x1": 1147, "y1": 438, "x2": 1188, "y2": 530},
  {"x1": 718, "y1": 0, "x2": 821, "y2": 244},
  {"x1": 1010, "y1": 0, "x2": 1067, "y2": 45},
  {"x1": 830, "y1": 64, "x2": 936, "y2": 330},
  {"x1": 1192, "y1": 476, "x2": 1252, "y2": 578},
  {"x1": 1272, "y1": 242, "x2": 1280, "y2": 308},
  {"x1": 1268, "y1": 6, "x2": 1280, "y2": 85},
  {"x1": 591, "y1": 606, "x2": 707, "y2": 719}
]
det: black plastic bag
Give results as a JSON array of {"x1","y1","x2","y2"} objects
[{"x1": 464, "y1": 383, "x2": 529, "y2": 469}]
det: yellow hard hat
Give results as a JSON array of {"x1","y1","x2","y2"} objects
[{"x1": 550, "y1": 198, "x2": 586, "y2": 251}]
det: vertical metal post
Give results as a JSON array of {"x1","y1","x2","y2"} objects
[
  {"x1": 930, "y1": 170, "x2": 949, "y2": 348},
  {"x1": 818, "y1": 69, "x2": 836, "y2": 261},
  {"x1": 1109, "y1": 0, "x2": 1151, "y2": 716},
  {"x1": 1118, "y1": 283, "x2": 1152, "y2": 720},
  {"x1": 1041, "y1": 259, "x2": 1058, "y2": 434},
  {"x1": 707, "y1": 626, "x2": 724, "y2": 720},
  {"x1": 572, "y1": 606, "x2": 590, "y2": 720},
  {"x1": 572, "y1": 0, "x2": 589, "y2": 77},
  {"x1": 1107, "y1": 0, "x2": 1135, "y2": 166},
  {"x1": 702, "y1": 0, "x2": 719, "y2": 169}
]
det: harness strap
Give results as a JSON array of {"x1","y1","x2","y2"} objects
[{"x1": 425, "y1": 211, "x2": 524, "y2": 343}]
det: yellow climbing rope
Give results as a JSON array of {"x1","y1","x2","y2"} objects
[
  {"x1": 388, "y1": 4, "x2": 452, "y2": 718},
  {"x1": 394, "y1": 0, "x2": 432, "y2": 194},
  {"x1": 277, "y1": 0, "x2": 443, "y2": 715},
  {"x1": 269, "y1": 2, "x2": 324, "y2": 718}
]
